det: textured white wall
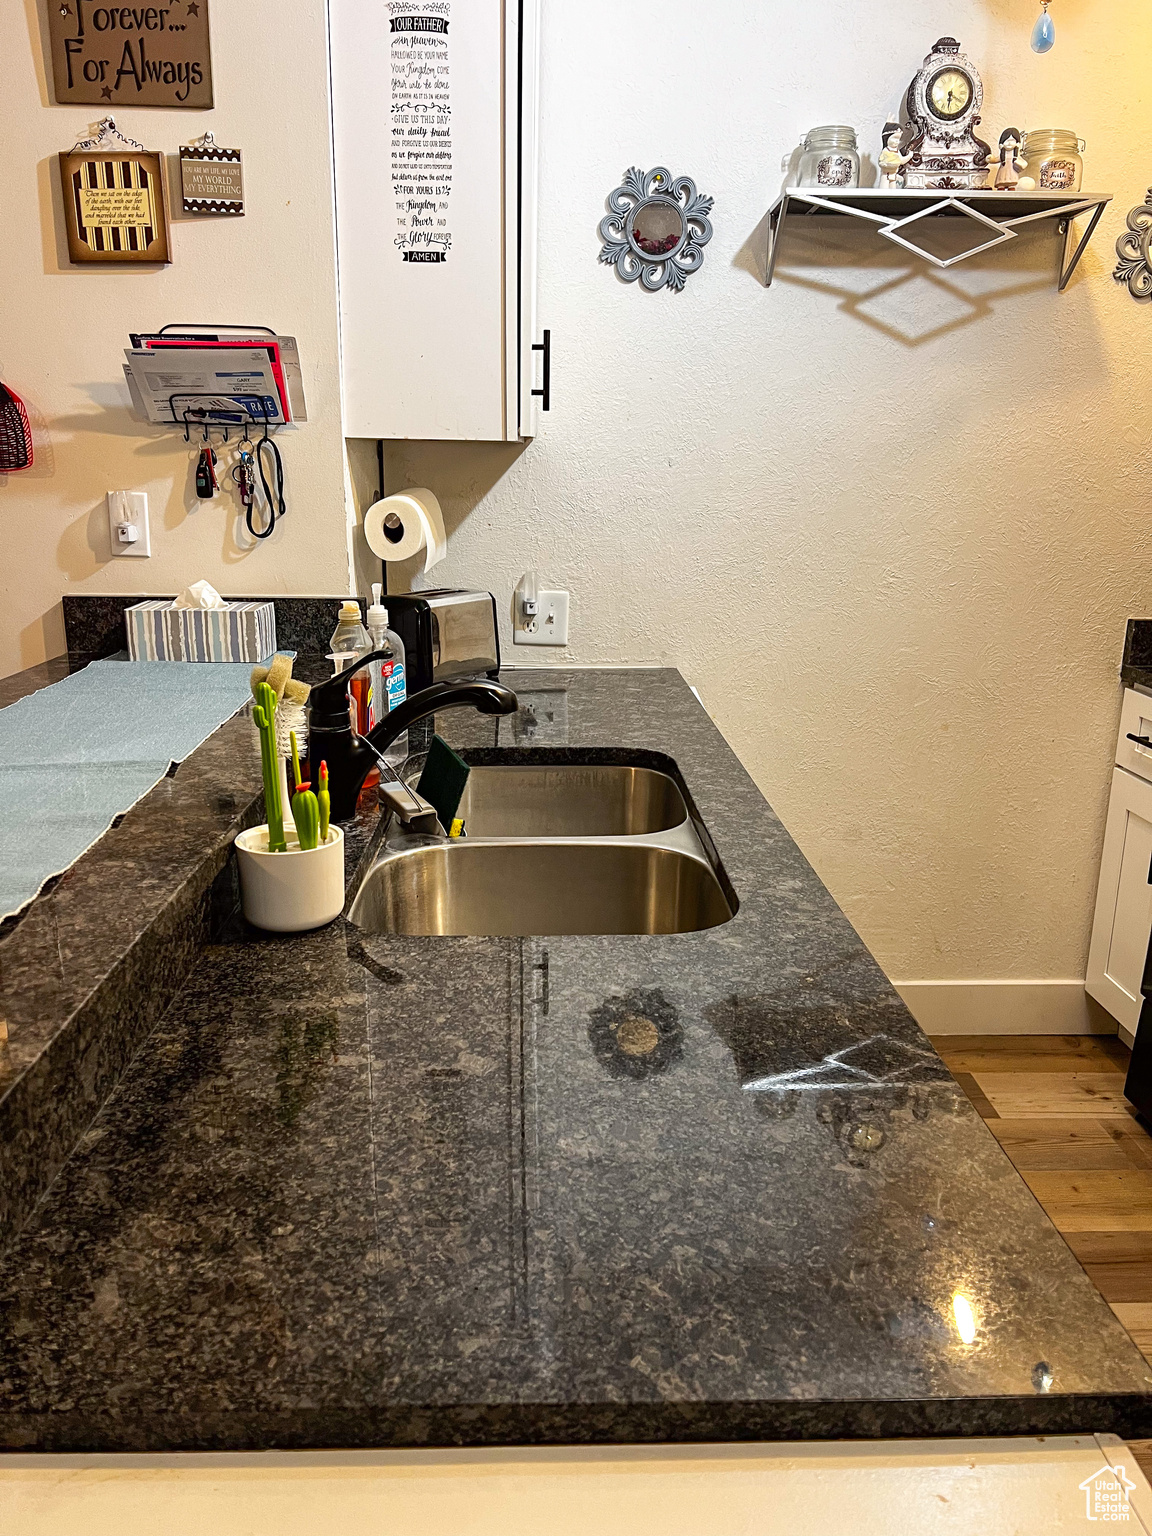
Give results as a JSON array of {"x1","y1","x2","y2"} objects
[
  {"x1": 0, "y1": 0, "x2": 349, "y2": 675},
  {"x1": 378, "y1": 0, "x2": 1152, "y2": 982}
]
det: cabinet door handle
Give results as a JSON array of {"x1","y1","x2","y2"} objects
[
  {"x1": 531, "y1": 329, "x2": 550, "y2": 412},
  {"x1": 1128, "y1": 733, "x2": 1152, "y2": 749}
]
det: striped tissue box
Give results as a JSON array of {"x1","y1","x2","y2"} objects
[{"x1": 126, "y1": 600, "x2": 276, "y2": 663}]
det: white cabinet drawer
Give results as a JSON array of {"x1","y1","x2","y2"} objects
[
  {"x1": 1086, "y1": 766, "x2": 1152, "y2": 1032},
  {"x1": 1116, "y1": 688, "x2": 1152, "y2": 782}
]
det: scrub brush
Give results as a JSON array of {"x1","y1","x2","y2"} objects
[
  {"x1": 250, "y1": 653, "x2": 311, "y2": 760},
  {"x1": 415, "y1": 735, "x2": 471, "y2": 834}
]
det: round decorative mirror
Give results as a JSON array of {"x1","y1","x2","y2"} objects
[
  {"x1": 599, "y1": 166, "x2": 714, "y2": 292},
  {"x1": 629, "y1": 198, "x2": 685, "y2": 258}
]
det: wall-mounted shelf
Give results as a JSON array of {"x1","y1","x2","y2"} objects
[{"x1": 763, "y1": 187, "x2": 1113, "y2": 292}]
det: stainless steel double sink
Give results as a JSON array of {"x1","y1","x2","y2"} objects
[{"x1": 348, "y1": 763, "x2": 736, "y2": 937}]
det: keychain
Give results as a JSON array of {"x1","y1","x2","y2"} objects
[
  {"x1": 195, "y1": 443, "x2": 218, "y2": 500},
  {"x1": 231, "y1": 436, "x2": 256, "y2": 522}
]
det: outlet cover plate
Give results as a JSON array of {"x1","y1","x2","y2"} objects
[
  {"x1": 107, "y1": 490, "x2": 151, "y2": 558},
  {"x1": 514, "y1": 588, "x2": 569, "y2": 646}
]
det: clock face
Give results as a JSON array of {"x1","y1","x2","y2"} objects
[{"x1": 928, "y1": 66, "x2": 973, "y2": 120}]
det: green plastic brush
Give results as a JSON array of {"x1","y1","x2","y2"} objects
[
  {"x1": 253, "y1": 681, "x2": 287, "y2": 852},
  {"x1": 291, "y1": 789, "x2": 321, "y2": 851},
  {"x1": 318, "y1": 761, "x2": 330, "y2": 844},
  {"x1": 285, "y1": 729, "x2": 317, "y2": 849},
  {"x1": 416, "y1": 734, "x2": 471, "y2": 834}
]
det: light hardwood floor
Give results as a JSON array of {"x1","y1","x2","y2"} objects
[{"x1": 929, "y1": 1032, "x2": 1152, "y2": 1478}]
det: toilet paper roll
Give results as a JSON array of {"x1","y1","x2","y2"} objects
[{"x1": 364, "y1": 488, "x2": 447, "y2": 572}]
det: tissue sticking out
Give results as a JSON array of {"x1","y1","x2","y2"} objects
[{"x1": 173, "y1": 579, "x2": 227, "y2": 610}]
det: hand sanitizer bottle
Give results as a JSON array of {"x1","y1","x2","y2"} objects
[{"x1": 366, "y1": 583, "x2": 408, "y2": 767}]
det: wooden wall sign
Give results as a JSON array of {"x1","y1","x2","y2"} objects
[
  {"x1": 58, "y1": 121, "x2": 171, "y2": 263},
  {"x1": 180, "y1": 135, "x2": 243, "y2": 214},
  {"x1": 47, "y1": 0, "x2": 213, "y2": 109}
]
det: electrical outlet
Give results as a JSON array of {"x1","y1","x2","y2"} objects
[
  {"x1": 107, "y1": 490, "x2": 151, "y2": 558},
  {"x1": 513, "y1": 588, "x2": 569, "y2": 646}
]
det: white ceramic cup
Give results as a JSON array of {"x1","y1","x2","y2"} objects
[{"x1": 235, "y1": 823, "x2": 345, "y2": 933}]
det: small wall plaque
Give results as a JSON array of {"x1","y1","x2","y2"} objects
[
  {"x1": 47, "y1": 0, "x2": 213, "y2": 109},
  {"x1": 180, "y1": 134, "x2": 243, "y2": 215},
  {"x1": 58, "y1": 118, "x2": 171, "y2": 264}
]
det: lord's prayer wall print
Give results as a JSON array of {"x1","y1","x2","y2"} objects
[{"x1": 389, "y1": 0, "x2": 452, "y2": 263}]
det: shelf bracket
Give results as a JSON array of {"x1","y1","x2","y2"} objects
[
  {"x1": 762, "y1": 188, "x2": 1113, "y2": 293},
  {"x1": 1058, "y1": 199, "x2": 1109, "y2": 291}
]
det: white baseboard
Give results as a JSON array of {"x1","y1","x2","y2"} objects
[{"x1": 891, "y1": 979, "x2": 1119, "y2": 1036}]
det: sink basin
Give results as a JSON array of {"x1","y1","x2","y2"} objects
[
  {"x1": 347, "y1": 839, "x2": 733, "y2": 936},
  {"x1": 452, "y1": 765, "x2": 688, "y2": 838}
]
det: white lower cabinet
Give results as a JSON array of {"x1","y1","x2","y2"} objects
[{"x1": 1086, "y1": 764, "x2": 1152, "y2": 1033}]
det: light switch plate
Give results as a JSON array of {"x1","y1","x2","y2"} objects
[
  {"x1": 107, "y1": 490, "x2": 151, "y2": 558},
  {"x1": 513, "y1": 588, "x2": 569, "y2": 646}
]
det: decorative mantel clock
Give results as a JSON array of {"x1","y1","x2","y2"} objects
[{"x1": 903, "y1": 37, "x2": 992, "y2": 190}]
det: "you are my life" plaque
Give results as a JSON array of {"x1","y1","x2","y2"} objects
[{"x1": 180, "y1": 138, "x2": 243, "y2": 215}]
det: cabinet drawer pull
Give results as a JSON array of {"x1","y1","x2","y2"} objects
[{"x1": 1128, "y1": 733, "x2": 1152, "y2": 749}]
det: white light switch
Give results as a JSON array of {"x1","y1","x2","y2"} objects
[
  {"x1": 107, "y1": 490, "x2": 150, "y2": 558},
  {"x1": 513, "y1": 588, "x2": 569, "y2": 646}
]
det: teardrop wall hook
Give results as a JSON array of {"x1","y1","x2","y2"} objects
[{"x1": 1031, "y1": 0, "x2": 1055, "y2": 54}]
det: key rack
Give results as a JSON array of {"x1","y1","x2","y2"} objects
[
  {"x1": 118, "y1": 323, "x2": 298, "y2": 539},
  {"x1": 171, "y1": 394, "x2": 278, "y2": 443},
  {"x1": 762, "y1": 187, "x2": 1113, "y2": 291}
]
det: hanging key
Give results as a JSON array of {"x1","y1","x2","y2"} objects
[
  {"x1": 231, "y1": 439, "x2": 256, "y2": 513},
  {"x1": 195, "y1": 444, "x2": 218, "y2": 500}
]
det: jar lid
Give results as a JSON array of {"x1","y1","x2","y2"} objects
[
  {"x1": 1024, "y1": 127, "x2": 1081, "y2": 144},
  {"x1": 805, "y1": 124, "x2": 857, "y2": 142}
]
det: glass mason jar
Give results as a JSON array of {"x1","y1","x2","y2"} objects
[
  {"x1": 1022, "y1": 129, "x2": 1085, "y2": 192},
  {"x1": 797, "y1": 126, "x2": 860, "y2": 189}
]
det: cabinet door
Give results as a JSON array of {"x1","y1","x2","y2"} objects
[
  {"x1": 1116, "y1": 688, "x2": 1152, "y2": 784},
  {"x1": 330, "y1": 0, "x2": 536, "y2": 442},
  {"x1": 1086, "y1": 768, "x2": 1152, "y2": 1032}
]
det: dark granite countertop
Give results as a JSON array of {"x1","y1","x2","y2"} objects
[
  {"x1": 1121, "y1": 619, "x2": 1152, "y2": 691},
  {"x1": 0, "y1": 666, "x2": 1149, "y2": 1452}
]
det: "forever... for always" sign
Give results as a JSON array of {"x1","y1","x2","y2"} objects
[{"x1": 47, "y1": 0, "x2": 213, "y2": 109}]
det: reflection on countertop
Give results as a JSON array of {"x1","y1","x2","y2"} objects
[{"x1": 0, "y1": 666, "x2": 1148, "y2": 1452}]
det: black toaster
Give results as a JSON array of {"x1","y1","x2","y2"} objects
[{"x1": 384, "y1": 589, "x2": 501, "y2": 695}]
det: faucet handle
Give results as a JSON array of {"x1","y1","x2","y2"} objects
[
  {"x1": 357, "y1": 734, "x2": 445, "y2": 834},
  {"x1": 376, "y1": 774, "x2": 444, "y2": 835},
  {"x1": 308, "y1": 648, "x2": 399, "y2": 730}
]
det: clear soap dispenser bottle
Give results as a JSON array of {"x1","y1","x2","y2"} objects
[
  {"x1": 366, "y1": 583, "x2": 408, "y2": 767},
  {"x1": 328, "y1": 600, "x2": 372, "y2": 735}
]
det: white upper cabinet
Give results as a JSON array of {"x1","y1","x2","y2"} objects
[{"x1": 330, "y1": 0, "x2": 540, "y2": 442}]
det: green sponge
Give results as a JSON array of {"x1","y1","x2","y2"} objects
[{"x1": 416, "y1": 734, "x2": 471, "y2": 833}]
